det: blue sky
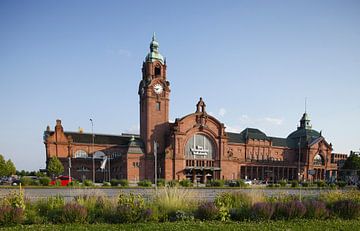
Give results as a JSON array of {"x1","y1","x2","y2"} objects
[{"x1": 0, "y1": 0, "x2": 359, "y2": 170}]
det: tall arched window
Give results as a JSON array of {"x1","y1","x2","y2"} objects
[
  {"x1": 313, "y1": 154, "x2": 324, "y2": 166},
  {"x1": 185, "y1": 134, "x2": 215, "y2": 159},
  {"x1": 74, "y1": 150, "x2": 88, "y2": 158}
]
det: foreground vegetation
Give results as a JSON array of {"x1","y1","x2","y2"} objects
[
  {"x1": 1, "y1": 220, "x2": 360, "y2": 231},
  {"x1": 1, "y1": 186, "x2": 360, "y2": 227}
]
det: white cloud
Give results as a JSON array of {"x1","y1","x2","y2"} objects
[
  {"x1": 264, "y1": 117, "x2": 283, "y2": 125},
  {"x1": 125, "y1": 124, "x2": 139, "y2": 134},
  {"x1": 218, "y1": 108, "x2": 226, "y2": 117}
]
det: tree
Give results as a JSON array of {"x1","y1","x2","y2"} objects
[
  {"x1": 5, "y1": 159, "x2": 16, "y2": 176},
  {"x1": 0, "y1": 154, "x2": 6, "y2": 177},
  {"x1": 47, "y1": 156, "x2": 64, "y2": 177},
  {"x1": 342, "y1": 153, "x2": 360, "y2": 171}
]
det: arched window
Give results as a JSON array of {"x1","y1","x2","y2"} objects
[
  {"x1": 94, "y1": 151, "x2": 106, "y2": 159},
  {"x1": 185, "y1": 134, "x2": 215, "y2": 159},
  {"x1": 74, "y1": 150, "x2": 88, "y2": 158},
  {"x1": 313, "y1": 154, "x2": 324, "y2": 166}
]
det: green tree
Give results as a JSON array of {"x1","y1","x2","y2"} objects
[
  {"x1": 47, "y1": 156, "x2": 64, "y2": 177},
  {"x1": 0, "y1": 154, "x2": 6, "y2": 177},
  {"x1": 342, "y1": 153, "x2": 360, "y2": 171},
  {"x1": 5, "y1": 159, "x2": 16, "y2": 176}
]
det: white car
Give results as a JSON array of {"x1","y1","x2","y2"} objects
[{"x1": 244, "y1": 179, "x2": 252, "y2": 185}]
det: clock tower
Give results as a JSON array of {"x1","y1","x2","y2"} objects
[{"x1": 139, "y1": 34, "x2": 170, "y2": 178}]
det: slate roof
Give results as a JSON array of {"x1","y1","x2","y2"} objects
[
  {"x1": 44, "y1": 131, "x2": 140, "y2": 146},
  {"x1": 226, "y1": 128, "x2": 288, "y2": 147}
]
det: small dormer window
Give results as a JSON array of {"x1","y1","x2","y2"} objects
[{"x1": 155, "y1": 67, "x2": 161, "y2": 76}]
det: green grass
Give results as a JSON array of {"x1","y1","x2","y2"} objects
[{"x1": 1, "y1": 220, "x2": 360, "y2": 231}]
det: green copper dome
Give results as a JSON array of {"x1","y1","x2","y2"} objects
[
  {"x1": 145, "y1": 33, "x2": 164, "y2": 64},
  {"x1": 286, "y1": 113, "x2": 320, "y2": 149}
]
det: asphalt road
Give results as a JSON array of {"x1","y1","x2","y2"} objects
[{"x1": 0, "y1": 187, "x2": 336, "y2": 202}]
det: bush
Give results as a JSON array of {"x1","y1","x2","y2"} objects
[
  {"x1": 20, "y1": 177, "x2": 33, "y2": 186},
  {"x1": 168, "y1": 210, "x2": 194, "y2": 222},
  {"x1": 302, "y1": 182, "x2": 309, "y2": 187},
  {"x1": 330, "y1": 200, "x2": 360, "y2": 219},
  {"x1": 278, "y1": 180, "x2": 287, "y2": 187},
  {"x1": 291, "y1": 180, "x2": 299, "y2": 188},
  {"x1": 251, "y1": 202, "x2": 274, "y2": 220},
  {"x1": 167, "y1": 180, "x2": 179, "y2": 187},
  {"x1": 36, "y1": 196, "x2": 65, "y2": 223},
  {"x1": 103, "y1": 182, "x2": 111, "y2": 186},
  {"x1": 39, "y1": 177, "x2": 51, "y2": 186},
  {"x1": 157, "y1": 179, "x2": 166, "y2": 187},
  {"x1": 316, "y1": 181, "x2": 326, "y2": 187},
  {"x1": 0, "y1": 206, "x2": 24, "y2": 225},
  {"x1": 275, "y1": 201, "x2": 306, "y2": 219},
  {"x1": 110, "y1": 179, "x2": 120, "y2": 186},
  {"x1": 208, "y1": 180, "x2": 225, "y2": 187},
  {"x1": 195, "y1": 202, "x2": 219, "y2": 220},
  {"x1": 84, "y1": 180, "x2": 94, "y2": 187},
  {"x1": 67, "y1": 181, "x2": 79, "y2": 186},
  {"x1": 61, "y1": 202, "x2": 88, "y2": 223},
  {"x1": 336, "y1": 181, "x2": 347, "y2": 188},
  {"x1": 137, "y1": 180, "x2": 152, "y2": 187},
  {"x1": 31, "y1": 179, "x2": 41, "y2": 186},
  {"x1": 179, "y1": 179, "x2": 192, "y2": 187},
  {"x1": 116, "y1": 193, "x2": 146, "y2": 223},
  {"x1": 119, "y1": 179, "x2": 129, "y2": 187},
  {"x1": 304, "y1": 200, "x2": 328, "y2": 219}
]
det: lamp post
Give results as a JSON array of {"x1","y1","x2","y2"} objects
[
  {"x1": 298, "y1": 137, "x2": 301, "y2": 182},
  {"x1": 154, "y1": 140, "x2": 158, "y2": 191},
  {"x1": 90, "y1": 119, "x2": 95, "y2": 183}
]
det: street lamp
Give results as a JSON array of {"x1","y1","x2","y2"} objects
[{"x1": 90, "y1": 119, "x2": 95, "y2": 183}]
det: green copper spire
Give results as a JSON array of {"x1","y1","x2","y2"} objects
[{"x1": 145, "y1": 33, "x2": 164, "y2": 64}]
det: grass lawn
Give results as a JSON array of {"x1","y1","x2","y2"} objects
[{"x1": 1, "y1": 220, "x2": 360, "y2": 231}]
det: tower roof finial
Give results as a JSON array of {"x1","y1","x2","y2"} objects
[{"x1": 152, "y1": 32, "x2": 156, "y2": 41}]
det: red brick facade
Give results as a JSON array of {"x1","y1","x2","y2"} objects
[{"x1": 44, "y1": 36, "x2": 343, "y2": 183}]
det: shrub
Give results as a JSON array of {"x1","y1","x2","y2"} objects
[
  {"x1": 31, "y1": 179, "x2": 41, "y2": 186},
  {"x1": 54, "y1": 179, "x2": 62, "y2": 186},
  {"x1": 285, "y1": 201, "x2": 306, "y2": 219},
  {"x1": 24, "y1": 207, "x2": 44, "y2": 224},
  {"x1": 84, "y1": 180, "x2": 94, "y2": 187},
  {"x1": 116, "y1": 193, "x2": 146, "y2": 223},
  {"x1": 167, "y1": 180, "x2": 179, "y2": 187},
  {"x1": 153, "y1": 187, "x2": 195, "y2": 220},
  {"x1": 168, "y1": 210, "x2": 194, "y2": 222},
  {"x1": 118, "y1": 179, "x2": 129, "y2": 187},
  {"x1": 330, "y1": 200, "x2": 360, "y2": 219},
  {"x1": 304, "y1": 200, "x2": 329, "y2": 219},
  {"x1": 208, "y1": 180, "x2": 225, "y2": 187},
  {"x1": 336, "y1": 181, "x2": 347, "y2": 188},
  {"x1": 103, "y1": 182, "x2": 111, "y2": 186},
  {"x1": 0, "y1": 206, "x2": 24, "y2": 225},
  {"x1": 291, "y1": 180, "x2": 299, "y2": 188},
  {"x1": 251, "y1": 202, "x2": 274, "y2": 220},
  {"x1": 179, "y1": 179, "x2": 192, "y2": 187},
  {"x1": 36, "y1": 196, "x2": 64, "y2": 223},
  {"x1": 302, "y1": 182, "x2": 309, "y2": 187},
  {"x1": 61, "y1": 202, "x2": 88, "y2": 223},
  {"x1": 137, "y1": 180, "x2": 152, "y2": 187},
  {"x1": 67, "y1": 181, "x2": 79, "y2": 186},
  {"x1": 20, "y1": 177, "x2": 33, "y2": 186},
  {"x1": 228, "y1": 179, "x2": 247, "y2": 187},
  {"x1": 278, "y1": 180, "x2": 287, "y2": 187},
  {"x1": 110, "y1": 179, "x2": 120, "y2": 186},
  {"x1": 39, "y1": 177, "x2": 51, "y2": 186},
  {"x1": 195, "y1": 202, "x2": 219, "y2": 220},
  {"x1": 316, "y1": 181, "x2": 326, "y2": 187},
  {"x1": 3, "y1": 190, "x2": 26, "y2": 210},
  {"x1": 157, "y1": 179, "x2": 166, "y2": 187}
]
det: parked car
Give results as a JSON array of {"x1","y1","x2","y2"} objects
[
  {"x1": 50, "y1": 176, "x2": 74, "y2": 186},
  {"x1": 244, "y1": 179, "x2": 253, "y2": 185}
]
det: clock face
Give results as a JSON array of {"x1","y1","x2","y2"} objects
[{"x1": 153, "y1": 83, "x2": 163, "y2": 94}]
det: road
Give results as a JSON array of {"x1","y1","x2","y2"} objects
[{"x1": 0, "y1": 187, "x2": 338, "y2": 202}]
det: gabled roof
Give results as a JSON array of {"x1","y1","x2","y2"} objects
[
  {"x1": 226, "y1": 128, "x2": 288, "y2": 147},
  {"x1": 44, "y1": 130, "x2": 140, "y2": 146}
]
